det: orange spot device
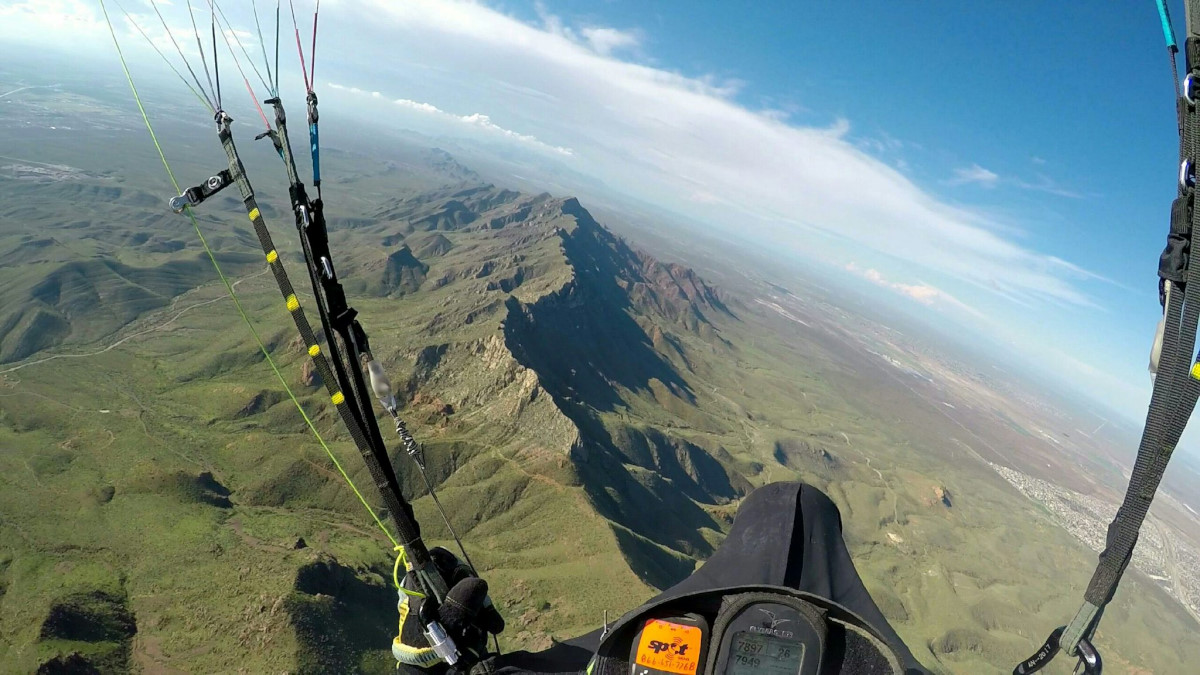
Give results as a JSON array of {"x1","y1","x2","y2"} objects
[{"x1": 631, "y1": 616, "x2": 710, "y2": 675}]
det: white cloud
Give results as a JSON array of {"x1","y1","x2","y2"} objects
[
  {"x1": 534, "y1": 5, "x2": 640, "y2": 57},
  {"x1": 14, "y1": 0, "x2": 1103, "y2": 310},
  {"x1": 0, "y1": 0, "x2": 1118, "y2": 372},
  {"x1": 324, "y1": 0, "x2": 1097, "y2": 305},
  {"x1": 394, "y1": 97, "x2": 441, "y2": 114},
  {"x1": 580, "y1": 26, "x2": 639, "y2": 56},
  {"x1": 0, "y1": 0, "x2": 105, "y2": 49},
  {"x1": 948, "y1": 164, "x2": 1000, "y2": 187},
  {"x1": 947, "y1": 163, "x2": 1082, "y2": 199},
  {"x1": 1013, "y1": 174, "x2": 1084, "y2": 199},
  {"x1": 327, "y1": 83, "x2": 574, "y2": 156},
  {"x1": 846, "y1": 263, "x2": 984, "y2": 318}
]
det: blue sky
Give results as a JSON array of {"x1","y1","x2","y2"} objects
[
  {"x1": 488, "y1": 0, "x2": 1180, "y2": 418},
  {"x1": 0, "y1": 1, "x2": 1188, "y2": 436}
]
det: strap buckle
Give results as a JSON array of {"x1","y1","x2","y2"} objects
[
  {"x1": 1014, "y1": 627, "x2": 1102, "y2": 675},
  {"x1": 306, "y1": 90, "x2": 319, "y2": 124},
  {"x1": 254, "y1": 128, "x2": 284, "y2": 155},
  {"x1": 1186, "y1": 73, "x2": 1198, "y2": 107},
  {"x1": 169, "y1": 170, "x2": 233, "y2": 213}
]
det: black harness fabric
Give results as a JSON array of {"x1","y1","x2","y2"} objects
[
  {"x1": 212, "y1": 118, "x2": 441, "y2": 586},
  {"x1": 496, "y1": 482, "x2": 926, "y2": 674},
  {"x1": 1031, "y1": 5, "x2": 1200, "y2": 665},
  {"x1": 1074, "y1": 2, "x2": 1200, "y2": 642}
]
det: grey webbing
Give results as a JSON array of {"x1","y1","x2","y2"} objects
[
  {"x1": 1058, "y1": 0, "x2": 1200, "y2": 656},
  {"x1": 267, "y1": 99, "x2": 371, "y2": 442},
  {"x1": 263, "y1": 97, "x2": 455, "y2": 603},
  {"x1": 256, "y1": 97, "x2": 450, "y2": 601},
  {"x1": 212, "y1": 116, "x2": 443, "y2": 592},
  {"x1": 270, "y1": 99, "x2": 304, "y2": 188}
]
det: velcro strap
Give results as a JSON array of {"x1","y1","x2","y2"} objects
[
  {"x1": 1172, "y1": 195, "x2": 1191, "y2": 235},
  {"x1": 1160, "y1": 196, "x2": 1192, "y2": 282},
  {"x1": 1159, "y1": 236, "x2": 1189, "y2": 282}
]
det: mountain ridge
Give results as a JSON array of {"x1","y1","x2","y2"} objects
[{"x1": 3, "y1": 135, "x2": 1198, "y2": 674}]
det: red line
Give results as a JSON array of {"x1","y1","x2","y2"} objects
[
  {"x1": 309, "y1": 3, "x2": 319, "y2": 89},
  {"x1": 244, "y1": 75, "x2": 271, "y2": 129},
  {"x1": 295, "y1": 26, "x2": 310, "y2": 92}
]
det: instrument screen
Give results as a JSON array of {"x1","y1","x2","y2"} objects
[{"x1": 725, "y1": 631, "x2": 805, "y2": 675}]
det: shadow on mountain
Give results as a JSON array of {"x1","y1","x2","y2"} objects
[
  {"x1": 287, "y1": 556, "x2": 395, "y2": 674},
  {"x1": 37, "y1": 589, "x2": 136, "y2": 673},
  {"x1": 493, "y1": 196, "x2": 747, "y2": 585},
  {"x1": 502, "y1": 201, "x2": 695, "y2": 415},
  {"x1": 611, "y1": 425, "x2": 740, "y2": 504},
  {"x1": 574, "y1": 443, "x2": 721, "y2": 589},
  {"x1": 126, "y1": 469, "x2": 233, "y2": 508},
  {"x1": 611, "y1": 525, "x2": 698, "y2": 591},
  {"x1": 773, "y1": 438, "x2": 841, "y2": 474}
]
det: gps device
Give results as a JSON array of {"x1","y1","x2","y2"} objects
[
  {"x1": 711, "y1": 597, "x2": 825, "y2": 675},
  {"x1": 588, "y1": 586, "x2": 904, "y2": 675},
  {"x1": 628, "y1": 614, "x2": 710, "y2": 675}
]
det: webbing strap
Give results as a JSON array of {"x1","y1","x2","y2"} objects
[
  {"x1": 213, "y1": 117, "x2": 439, "y2": 583},
  {"x1": 264, "y1": 97, "x2": 372, "y2": 449},
  {"x1": 259, "y1": 92, "x2": 450, "y2": 602},
  {"x1": 1057, "y1": 0, "x2": 1200, "y2": 658},
  {"x1": 308, "y1": 91, "x2": 321, "y2": 188}
]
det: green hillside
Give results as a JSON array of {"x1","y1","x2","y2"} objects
[{"x1": 1, "y1": 134, "x2": 1197, "y2": 674}]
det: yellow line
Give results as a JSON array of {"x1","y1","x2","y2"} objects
[
  {"x1": 248, "y1": 207, "x2": 261, "y2": 221},
  {"x1": 266, "y1": 249, "x2": 278, "y2": 263},
  {"x1": 100, "y1": 0, "x2": 397, "y2": 549}
]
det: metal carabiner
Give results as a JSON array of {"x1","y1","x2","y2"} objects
[
  {"x1": 1072, "y1": 637, "x2": 1102, "y2": 675},
  {"x1": 1015, "y1": 627, "x2": 1102, "y2": 675}
]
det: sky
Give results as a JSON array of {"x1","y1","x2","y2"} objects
[{"x1": 0, "y1": 1, "x2": 1191, "y2": 441}]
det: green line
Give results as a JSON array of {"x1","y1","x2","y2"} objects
[{"x1": 99, "y1": 0, "x2": 398, "y2": 549}]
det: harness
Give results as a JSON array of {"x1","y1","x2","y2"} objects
[{"x1": 1016, "y1": 2, "x2": 1200, "y2": 672}]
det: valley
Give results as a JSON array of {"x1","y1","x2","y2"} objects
[{"x1": 1, "y1": 79, "x2": 1198, "y2": 675}]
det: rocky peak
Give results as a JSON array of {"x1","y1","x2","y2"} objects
[{"x1": 545, "y1": 196, "x2": 730, "y2": 330}]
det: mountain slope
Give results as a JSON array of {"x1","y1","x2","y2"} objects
[{"x1": 2, "y1": 138, "x2": 1198, "y2": 674}]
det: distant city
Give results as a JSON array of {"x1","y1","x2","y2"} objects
[{"x1": 990, "y1": 462, "x2": 1200, "y2": 624}]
